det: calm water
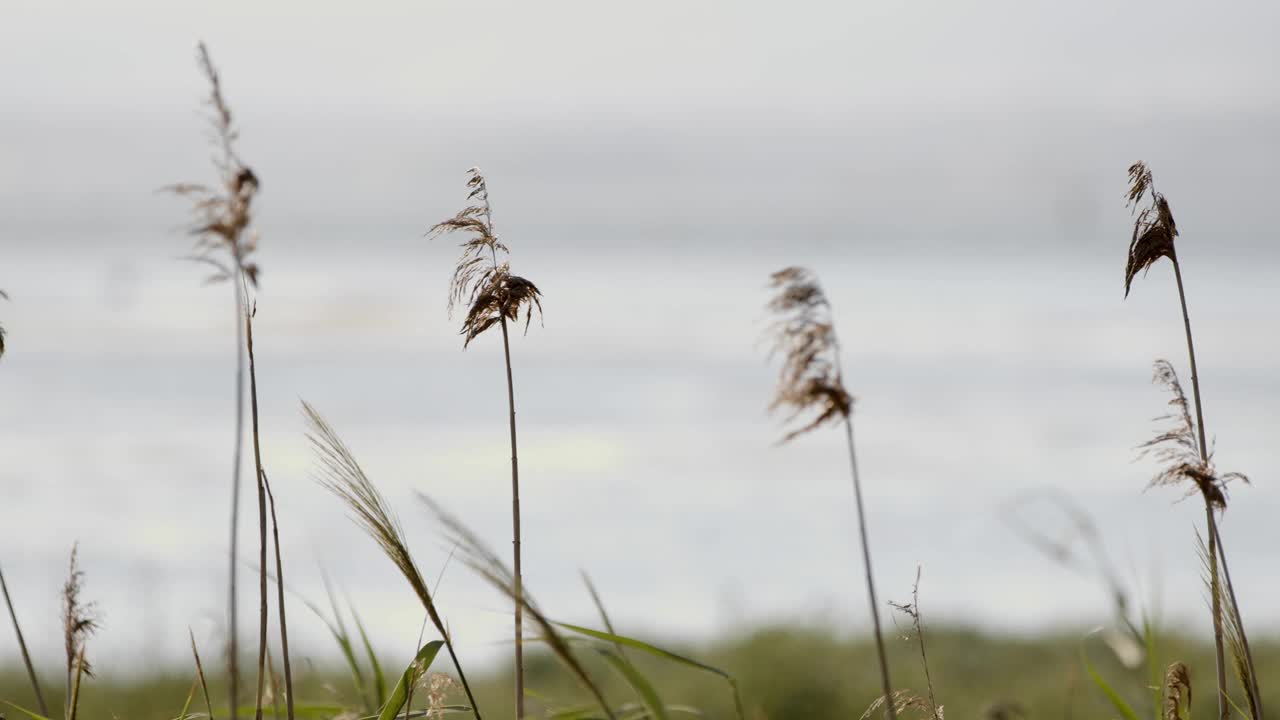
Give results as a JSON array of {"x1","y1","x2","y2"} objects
[{"x1": 2, "y1": 106, "x2": 1278, "y2": 670}]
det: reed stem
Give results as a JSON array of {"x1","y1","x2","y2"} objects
[
  {"x1": 229, "y1": 277, "x2": 246, "y2": 720},
  {"x1": 498, "y1": 312, "x2": 526, "y2": 720},
  {"x1": 245, "y1": 302, "x2": 269, "y2": 720},
  {"x1": 0, "y1": 564, "x2": 49, "y2": 716},
  {"x1": 1170, "y1": 254, "x2": 1227, "y2": 720},
  {"x1": 842, "y1": 417, "x2": 895, "y2": 720}
]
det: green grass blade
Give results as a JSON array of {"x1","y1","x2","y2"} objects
[
  {"x1": 1080, "y1": 645, "x2": 1140, "y2": 720},
  {"x1": 554, "y1": 622, "x2": 744, "y2": 720},
  {"x1": 377, "y1": 640, "x2": 445, "y2": 720},
  {"x1": 595, "y1": 647, "x2": 670, "y2": 720},
  {"x1": 352, "y1": 605, "x2": 388, "y2": 708},
  {"x1": 3, "y1": 701, "x2": 54, "y2": 720},
  {"x1": 224, "y1": 703, "x2": 348, "y2": 718},
  {"x1": 177, "y1": 677, "x2": 199, "y2": 720}
]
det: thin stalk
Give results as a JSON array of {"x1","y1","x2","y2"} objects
[
  {"x1": 0, "y1": 564, "x2": 49, "y2": 716},
  {"x1": 842, "y1": 417, "x2": 895, "y2": 720},
  {"x1": 909, "y1": 568, "x2": 938, "y2": 720},
  {"x1": 1214, "y1": 524, "x2": 1263, "y2": 717},
  {"x1": 1170, "y1": 255, "x2": 1228, "y2": 720},
  {"x1": 67, "y1": 645, "x2": 87, "y2": 720},
  {"x1": 245, "y1": 302, "x2": 270, "y2": 720},
  {"x1": 498, "y1": 312, "x2": 525, "y2": 720},
  {"x1": 263, "y1": 471, "x2": 295, "y2": 720},
  {"x1": 229, "y1": 277, "x2": 246, "y2": 720}
]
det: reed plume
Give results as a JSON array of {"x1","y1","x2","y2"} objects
[
  {"x1": 0, "y1": 288, "x2": 8, "y2": 360},
  {"x1": 167, "y1": 43, "x2": 262, "y2": 719},
  {"x1": 304, "y1": 401, "x2": 485, "y2": 719},
  {"x1": 764, "y1": 266, "x2": 895, "y2": 719},
  {"x1": 1123, "y1": 162, "x2": 1259, "y2": 719},
  {"x1": 61, "y1": 544, "x2": 97, "y2": 720},
  {"x1": 429, "y1": 167, "x2": 541, "y2": 718}
]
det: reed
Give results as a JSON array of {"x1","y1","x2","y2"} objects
[
  {"x1": 764, "y1": 267, "x2": 895, "y2": 719},
  {"x1": 428, "y1": 167, "x2": 542, "y2": 719},
  {"x1": 166, "y1": 43, "x2": 263, "y2": 719},
  {"x1": 61, "y1": 545, "x2": 97, "y2": 720},
  {"x1": 1124, "y1": 162, "x2": 1260, "y2": 719}
]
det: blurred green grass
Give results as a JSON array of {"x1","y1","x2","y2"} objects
[{"x1": 4, "y1": 623, "x2": 1276, "y2": 719}]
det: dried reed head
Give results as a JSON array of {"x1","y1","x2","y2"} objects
[
  {"x1": 166, "y1": 43, "x2": 261, "y2": 288},
  {"x1": 429, "y1": 168, "x2": 542, "y2": 347},
  {"x1": 765, "y1": 267, "x2": 853, "y2": 443},
  {"x1": 0, "y1": 288, "x2": 7, "y2": 359},
  {"x1": 1163, "y1": 662, "x2": 1191, "y2": 720},
  {"x1": 62, "y1": 544, "x2": 98, "y2": 679},
  {"x1": 1124, "y1": 161, "x2": 1178, "y2": 298},
  {"x1": 1140, "y1": 360, "x2": 1248, "y2": 508}
]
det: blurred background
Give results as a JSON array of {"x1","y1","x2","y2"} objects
[{"x1": 1, "y1": 0, "x2": 1277, "y2": 699}]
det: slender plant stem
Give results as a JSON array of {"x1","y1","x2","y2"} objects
[
  {"x1": 245, "y1": 302, "x2": 269, "y2": 720},
  {"x1": 909, "y1": 567, "x2": 939, "y2": 720},
  {"x1": 263, "y1": 471, "x2": 295, "y2": 720},
  {"x1": 1214, "y1": 524, "x2": 1263, "y2": 717},
  {"x1": 1170, "y1": 255, "x2": 1228, "y2": 720},
  {"x1": 0, "y1": 564, "x2": 49, "y2": 716},
  {"x1": 498, "y1": 313, "x2": 525, "y2": 720},
  {"x1": 229, "y1": 278, "x2": 246, "y2": 720},
  {"x1": 841, "y1": 416, "x2": 895, "y2": 720}
]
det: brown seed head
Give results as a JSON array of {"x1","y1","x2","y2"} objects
[
  {"x1": 0, "y1": 289, "x2": 7, "y2": 359},
  {"x1": 1163, "y1": 662, "x2": 1191, "y2": 720},
  {"x1": 765, "y1": 267, "x2": 853, "y2": 443},
  {"x1": 62, "y1": 544, "x2": 98, "y2": 679},
  {"x1": 429, "y1": 168, "x2": 542, "y2": 347},
  {"x1": 165, "y1": 43, "x2": 261, "y2": 288},
  {"x1": 1124, "y1": 161, "x2": 1178, "y2": 298},
  {"x1": 1140, "y1": 360, "x2": 1248, "y2": 508}
]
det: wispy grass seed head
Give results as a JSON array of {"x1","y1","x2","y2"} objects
[
  {"x1": 429, "y1": 168, "x2": 542, "y2": 347},
  {"x1": 62, "y1": 544, "x2": 98, "y2": 679},
  {"x1": 1141, "y1": 359, "x2": 1247, "y2": 508},
  {"x1": 765, "y1": 267, "x2": 853, "y2": 443},
  {"x1": 1124, "y1": 161, "x2": 1178, "y2": 298},
  {"x1": 167, "y1": 42, "x2": 261, "y2": 288}
]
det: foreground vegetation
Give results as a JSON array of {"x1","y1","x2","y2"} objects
[{"x1": 3, "y1": 626, "x2": 1279, "y2": 719}]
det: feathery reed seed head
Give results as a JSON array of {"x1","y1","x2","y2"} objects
[
  {"x1": 1140, "y1": 360, "x2": 1248, "y2": 508},
  {"x1": 0, "y1": 289, "x2": 8, "y2": 359},
  {"x1": 62, "y1": 544, "x2": 98, "y2": 679},
  {"x1": 765, "y1": 267, "x2": 853, "y2": 443},
  {"x1": 167, "y1": 43, "x2": 261, "y2": 288},
  {"x1": 1124, "y1": 161, "x2": 1179, "y2": 298},
  {"x1": 429, "y1": 168, "x2": 542, "y2": 347}
]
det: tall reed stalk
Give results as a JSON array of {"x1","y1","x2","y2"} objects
[
  {"x1": 429, "y1": 168, "x2": 542, "y2": 718},
  {"x1": 167, "y1": 44, "x2": 263, "y2": 720},
  {"x1": 764, "y1": 267, "x2": 895, "y2": 719},
  {"x1": 1, "y1": 562, "x2": 48, "y2": 715},
  {"x1": 1124, "y1": 162, "x2": 1260, "y2": 719}
]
